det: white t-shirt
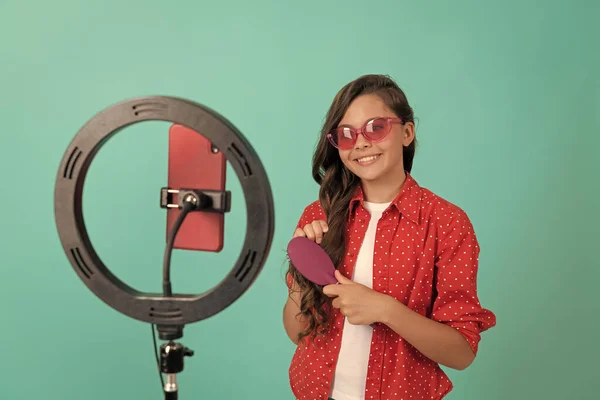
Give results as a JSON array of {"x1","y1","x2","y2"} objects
[{"x1": 330, "y1": 201, "x2": 390, "y2": 400}]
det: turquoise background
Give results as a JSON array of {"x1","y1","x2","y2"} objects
[{"x1": 1, "y1": 0, "x2": 598, "y2": 399}]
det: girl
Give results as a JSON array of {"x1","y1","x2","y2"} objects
[{"x1": 283, "y1": 74, "x2": 496, "y2": 400}]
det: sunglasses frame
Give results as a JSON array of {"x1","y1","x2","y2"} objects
[{"x1": 327, "y1": 117, "x2": 403, "y2": 149}]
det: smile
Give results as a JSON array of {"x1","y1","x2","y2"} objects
[{"x1": 355, "y1": 154, "x2": 381, "y2": 165}]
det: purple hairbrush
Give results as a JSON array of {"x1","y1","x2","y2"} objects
[{"x1": 287, "y1": 236, "x2": 337, "y2": 286}]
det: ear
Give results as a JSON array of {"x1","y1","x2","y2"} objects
[{"x1": 402, "y1": 122, "x2": 415, "y2": 147}]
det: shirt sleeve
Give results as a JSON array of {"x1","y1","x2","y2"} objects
[{"x1": 430, "y1": 208, "x2": 496, "y2": 356}]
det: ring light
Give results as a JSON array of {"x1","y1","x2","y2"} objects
[{"x1": 53, "y1": 96, "x2": 275, "y2": 399}]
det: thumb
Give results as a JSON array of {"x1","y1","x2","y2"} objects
[{"x1": 335, "y1": 270, "x2": 353, "y2": 284}]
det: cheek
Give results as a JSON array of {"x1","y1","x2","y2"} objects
[
  {"x1": 379, "y1": 138, "x2": 404, "y2": 160},
  {"x1": 339, "y1": 149, "x2": 352, "y2": 163},
  {"x1": 378, "y1": 138, "x2": 395, "y2": 153},
  {"x1": 338, "y1": 150, "x2": 357, "y2": 171}
]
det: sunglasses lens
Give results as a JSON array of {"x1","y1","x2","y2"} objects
[
  {"x1": 332, "y1": 127, "x2": 354, "y2": 149},
  {"x1": 365, "y1": 118, "x2": 389, "y2": 140}
]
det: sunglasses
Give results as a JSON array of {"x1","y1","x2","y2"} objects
[{"x1": 327, "y1": 117, "x2": 402, "y2": 150}]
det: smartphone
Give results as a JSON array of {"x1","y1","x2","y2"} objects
[{"x1": 167, "y1": 124, "x2": 226, "y2": 252}]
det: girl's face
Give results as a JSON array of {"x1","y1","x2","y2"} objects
[{"x1": 335, "y1": 94, "x2": 414, "y2": 184}]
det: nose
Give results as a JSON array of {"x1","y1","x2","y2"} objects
[{"x1": 354, "y1": 133, "x2": 371, "y2": 149}]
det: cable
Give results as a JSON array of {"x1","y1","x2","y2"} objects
[
  {"x1": 153, "y1": 192, "x2": 200, "y2": 392},
  {"x1": 152, "y1": 323, "x2": 165, "y2": 389},
  {"x1": 163, "y1": 195, "x2": 198, "y2": 297}
]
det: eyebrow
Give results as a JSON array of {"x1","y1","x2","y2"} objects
[
  {"x1": 337, "y1": 120, "x2": 365, "y2": 128},
  {"x1": 337, "y1": 117, "x2": 384, "y2": 128}
]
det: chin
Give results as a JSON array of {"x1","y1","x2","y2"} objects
[
  {"x1": 348, "y1": 165, "x2": 385, "y2": 182},
  {"x1": 355, "y1": 172, "x2": 383, "y2": 182}
]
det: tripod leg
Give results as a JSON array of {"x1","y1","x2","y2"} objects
[{"x1": 164, "y1": 374, "x2": 178, "y2": 400}]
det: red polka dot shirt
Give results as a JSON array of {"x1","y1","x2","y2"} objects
[{"x1": 286, "y1": 173, "x2": 496, "y2": 400}]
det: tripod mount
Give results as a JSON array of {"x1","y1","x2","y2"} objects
[{"x1": 159, "y1": 326, "x2": 194, "y2": 400}]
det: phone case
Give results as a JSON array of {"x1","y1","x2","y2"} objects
[{"x1": 167, "y1": 124, "x2": 226, "y2": 252}]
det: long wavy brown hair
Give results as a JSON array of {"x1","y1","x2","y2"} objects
[{"x1": 288, "y1": 74, "x2": 417, "y2": 343}]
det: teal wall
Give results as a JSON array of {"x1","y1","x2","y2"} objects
[{"x1": 1, "y1": 0, "x2": 598, "y2": 399}]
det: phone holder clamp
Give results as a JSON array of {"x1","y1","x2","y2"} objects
[{"x1": 160, "y1": 187, "x2": 231, "y2": 213}]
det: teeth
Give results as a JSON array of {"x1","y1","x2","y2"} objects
[{"x1": 357, "y1": 155, "x2": 380, "y2": 163}]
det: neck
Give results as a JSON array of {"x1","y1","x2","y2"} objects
[{"x1": 361, "y1": 169, "x2": 407, "y2": 203}]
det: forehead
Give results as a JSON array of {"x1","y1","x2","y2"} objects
[{"x1": 339, "y1": 94, "x2": 395, "y2": 127}]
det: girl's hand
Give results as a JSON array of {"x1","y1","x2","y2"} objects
[
  {"x1": 293, "y1": 220, "x2": 328, "y2": 244},
  {"x1": 323, "y1": 270, "x2": 393, "y2": 326}
]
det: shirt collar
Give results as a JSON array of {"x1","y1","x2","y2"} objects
[{"x1": 349, "y1": 172, "x2": 422, "y2": 224}]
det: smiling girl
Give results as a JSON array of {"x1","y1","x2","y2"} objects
[{"x1": 283, "y1": 74, "x2": 496, "y2": 400}]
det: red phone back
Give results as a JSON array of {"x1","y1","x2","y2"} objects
[{"x1": 167, "y1": 124, "x2": 226, "y2": 252}]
